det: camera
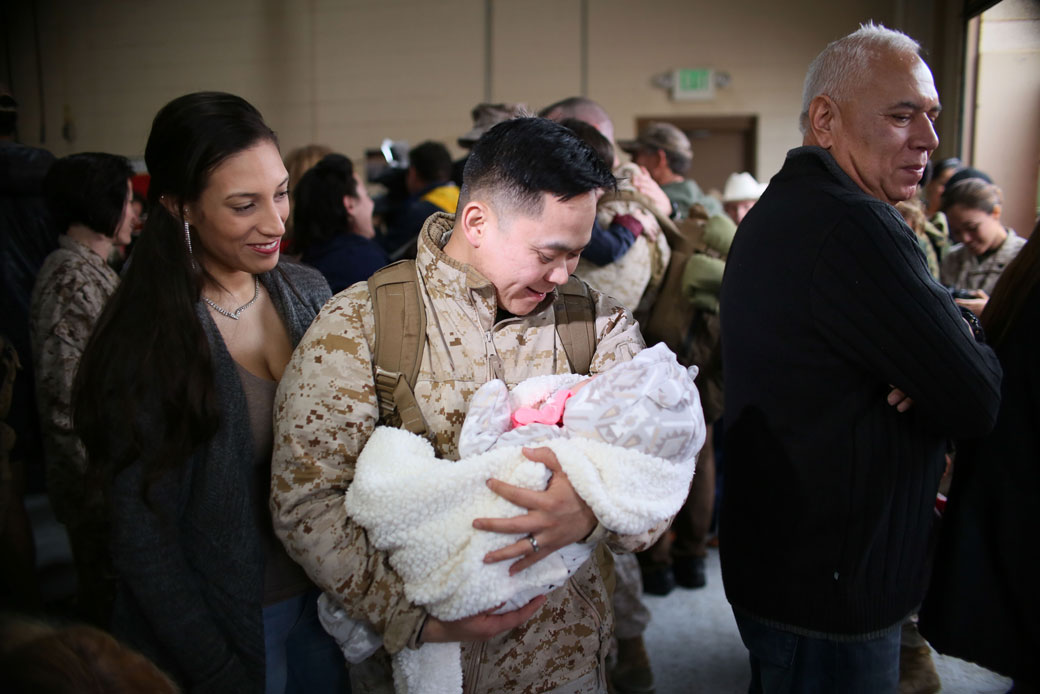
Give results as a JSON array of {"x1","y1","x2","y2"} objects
[
  {"x1": 947, "y1": 287, "x2": 979, "y2": 300},
  {"x1": 364, "y1": 139, "x2": 409, "y2": 185}
]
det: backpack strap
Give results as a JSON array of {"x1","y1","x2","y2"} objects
[
  {"x1": 367, "y1": 260, "x2": 429, "y2": 436},
  {"x1": 369, "y1": 262, "x2": 598, "y2": 428},
  {"x1": 554, "y1": 276, "x2": 598, "y2": 375}
]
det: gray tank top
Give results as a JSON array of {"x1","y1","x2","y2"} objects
[{"x1": 236, "y1": 362, "x2": 311, "y2": 605}]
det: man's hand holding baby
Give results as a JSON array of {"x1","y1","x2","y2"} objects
[{"x1": 474, "y1": 446, "x2": 597, "y2": 575}]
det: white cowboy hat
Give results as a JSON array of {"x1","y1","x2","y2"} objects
[{"x1": 722, "y1": 172, "x2": 767, "y2": 202}]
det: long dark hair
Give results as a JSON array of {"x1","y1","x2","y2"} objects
[
  {"x1": 289, "y1": 153, "x2": 359, "y2": 255},
  {"x1": 981, "y1": 221, "x2": 1040, "y2": 349},
  {"x1": 74, "y1": 92, "x2": 277, "y2": 495}
]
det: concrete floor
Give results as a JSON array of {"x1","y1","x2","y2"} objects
[{"x1": 642, "y1": 549, "x2": 1013, "y2": 694}]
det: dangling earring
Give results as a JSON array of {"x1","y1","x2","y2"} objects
[{"x1": 184, "y1": 219, "x2": 193, "y2": 255}]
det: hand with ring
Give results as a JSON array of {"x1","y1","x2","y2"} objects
[{"x1": 473, "y1": 446, "x2": 597, "y2": 576}]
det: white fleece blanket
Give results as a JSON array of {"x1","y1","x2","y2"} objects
[{"x1": 327, "y1": 343, "x2": 705, "y2": 693}]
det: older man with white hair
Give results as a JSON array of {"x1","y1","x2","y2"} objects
[{"x1": 719, "y1": 23, "x2": 1002, "y2": 693}]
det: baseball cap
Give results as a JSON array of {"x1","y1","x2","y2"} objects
[{"x1": 617, "y1": 122, "x2": 693, "y2": 159}]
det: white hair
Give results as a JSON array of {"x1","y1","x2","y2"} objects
[{"x1": 799, "y1": 22, "x2": 922, "y2": 135}]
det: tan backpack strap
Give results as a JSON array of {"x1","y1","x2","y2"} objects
[
  {"x1": 367, "y1": 260, "x2": 429, "y2": 436},
  {"x1": 555, "y1": 276, "x2": 598, "y2": 375}
]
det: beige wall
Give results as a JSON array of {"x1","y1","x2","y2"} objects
[
  {"x1": 970, "y1": 0, "x2": 1040, "y2": 238},
  {"x1": 5, "y1": 0, "x2": 925, "y2": 185}
]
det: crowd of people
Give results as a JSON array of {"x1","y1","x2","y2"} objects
[{"x1": 0, "y1": 19, "x2": 1035, "y2": 694}]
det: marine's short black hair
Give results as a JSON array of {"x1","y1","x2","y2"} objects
[
  {"x1": 45, "y1": 152, "x2": 133, "y2": 237},
  {"x1": 459, "y1": 117, "x2": 615, "y2": 217}
]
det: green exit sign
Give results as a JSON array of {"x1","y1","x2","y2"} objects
[{"x1": 673, "y1": 68, "x2": 715, "y2": 101}]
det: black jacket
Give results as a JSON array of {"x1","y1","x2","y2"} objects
[
  {"x1": 0, "y1": 141, "x2": 56, "y2": 469},
  {"x1": 719, "y1": 146, "x2": 1002, "y2": 636}
]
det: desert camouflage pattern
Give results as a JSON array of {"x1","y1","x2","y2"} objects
[
  {"x1": 574, "y1": 163, "x2": 671, "y2": 312},
  {"x1": 30, "y1": 236, "x2": 118, "y2": 524},
  {"x1": 272, "y1": 213, "x2": 662, "y2": 693}
]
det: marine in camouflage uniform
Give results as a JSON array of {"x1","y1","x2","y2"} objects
[
  {"x1": 272, "y1": 214, "x2": 666, "y2": 693},
  {"x1": 575, "y1": 163, "x2": 670, "y2": 314},
  {"x1": 30, "y1": 234, "x2": 119, "y2": 623}
]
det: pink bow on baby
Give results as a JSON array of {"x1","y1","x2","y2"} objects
[{"x1": 510, "y1": 389, "x2": 574, "y2": 428}]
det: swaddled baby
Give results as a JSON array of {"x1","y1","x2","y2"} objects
[{"x1": 319, "y1": 342, "x2": 705, "y2": 693}]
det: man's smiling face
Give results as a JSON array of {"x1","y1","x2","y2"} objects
[{"x1": 473, "y1": 191, "x2": 595, "y2": 316}]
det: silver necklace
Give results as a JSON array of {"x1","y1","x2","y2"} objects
[{"x1": 203, "y1": 275, "x2": 260, "y2": 320}]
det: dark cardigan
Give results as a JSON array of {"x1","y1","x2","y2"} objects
[
  {"x1": 108, "y1": 261, "x2": 330, "y2": 692},
  {"x1": 718, "y1": 146, "x2": 1002, "y2": 637}
]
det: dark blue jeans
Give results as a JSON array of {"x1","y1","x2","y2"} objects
[
  {"x1": 734, "y1": 612, "x2": 900, "y2": 694},
  {"x1": 263, "y1": 589, "x2": 350, "y2": 694}
]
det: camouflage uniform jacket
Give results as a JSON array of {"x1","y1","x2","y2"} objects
[
  {"x1": 575, "y1": 163, "x2": 671, "y2": 312},
  {"x1": 30, "y1": 235, "x2": 119, "y2": 524},
  {"x1": 940, "y1": 228, "x2": 1026, "y2": 295},
  {"x1": 272, "y1": 213, "x2": 661, "y2": 694}
]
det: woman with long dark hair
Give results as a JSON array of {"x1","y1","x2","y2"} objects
[
  {"x1": 289, "y1": 153, "x2": 387, "y2": 294},
  {"x1": 74, "y1": 92, "x2": 343, "y2": 692},
  {"x1": 921, "y1": 222, "x2": 1040, "y2": 693}
]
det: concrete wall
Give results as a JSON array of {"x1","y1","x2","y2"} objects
[
  {"x1": 970, "y1": 0, "x2": 1040, "y2": 238},
  {"x1": 4, "y1": 0, "x2": 903, "y2": 184}
]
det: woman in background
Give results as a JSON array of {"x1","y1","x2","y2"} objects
[
  {"x1": 939, "y1": 178, "x2": 1026, "y2": 315},
  {"x1": 74, "y1": 92, "x2": 342, "y2": 693},
  {"x1": 921, "y1": 223, "x2": 1040, "y2": 694},
  {"x1": 30, "y1": 151, "x2": 136, "y2": 626},
  {"x1": 281, "y1": 144, "x2": 331, "y2": 253},
  {"x1": 290, "y1": 153, "x2": 388, "y2": 294}
]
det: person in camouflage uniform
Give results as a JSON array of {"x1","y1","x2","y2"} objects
[
  {"x1": 541, "y1": 97, "x2": 666, "y2": 694},
  {"x1": 272, "y1": 118, "x2": 668, "y2": 694},
  {"x1": 29, "y1": 152, "x2": 136, "y2": 624},
  {"x1": 940, "y1": 178, "x2": 1026, "y2": 315},
  {"x1": 895, "y1": 199, "x2": 942, "y2": 280},
  {"x1": 575, "y1": 163, "x2": 670, "y2": 316}
]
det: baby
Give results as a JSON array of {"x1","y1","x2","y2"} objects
[{"x1": 319, "y1": 343, "x2": 705, "y2": 693}]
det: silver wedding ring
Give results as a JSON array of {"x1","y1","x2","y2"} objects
[{"x1": 528, "y1": 535, "x2": 540, "y2": 553}]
